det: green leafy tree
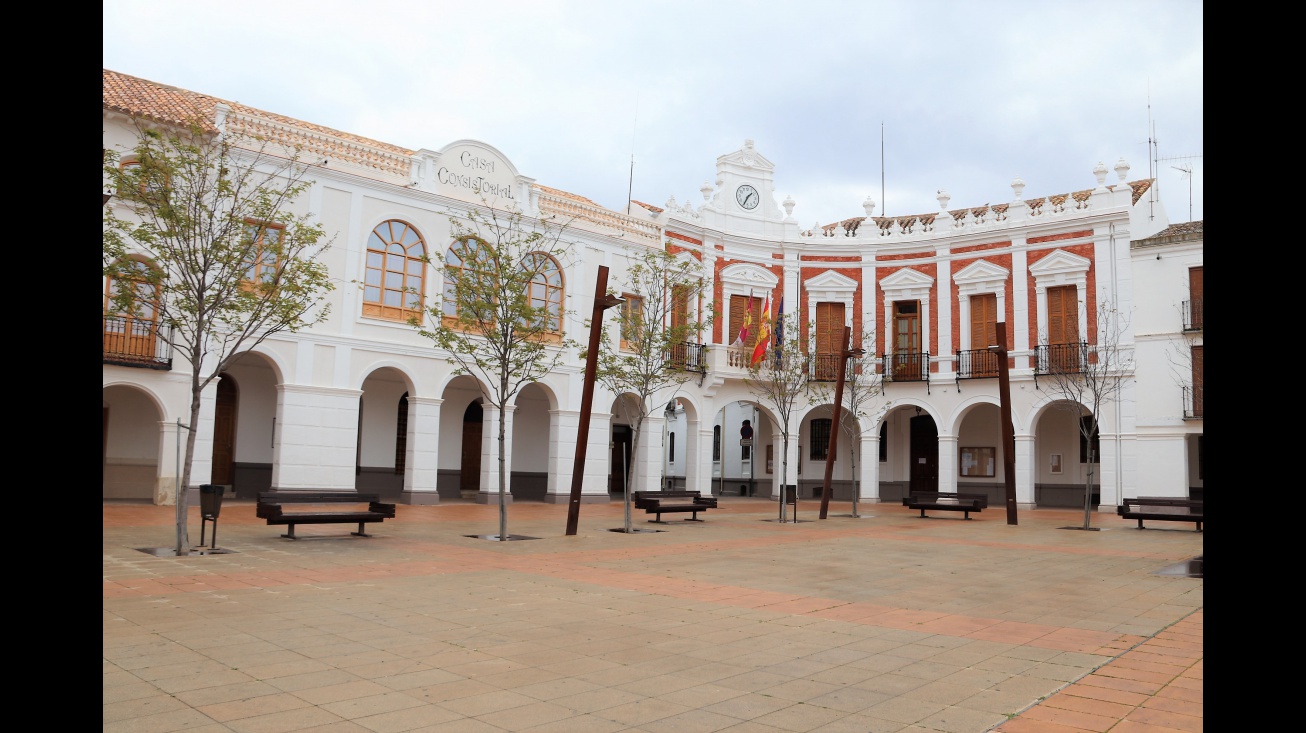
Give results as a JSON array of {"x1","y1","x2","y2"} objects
[
  {"x1": 595, "y1": 246, "x2": 713, "y2": 532},
  {"x1": 415, "y1": 204, "x2": 578, "y2": 540},
  {"x1": 103, "y1": 116, "x2": 335, "y2": 556},
  {"x1": 808, "y1": 326, "x2": 888, "y2": 517},
  {"x1": 744, "y1": 316, "x2": 814, "y2": 522},
  {"x1": 1038, "y1": 301, "x2": 1133, "y2": 530}
]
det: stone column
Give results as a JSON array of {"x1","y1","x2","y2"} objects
[
  {"x1": 478, "y1": 403, "x2": 515, "y2": 505},
  {"x1": 272, "y1": 384, "x2": 362, "y2": 490},
  {"x1": 859, "y1": 429, "x2": 881, "y2": 503},
  {"x1": 402, "y1": 396, "x2": 441, "y2": 505},
  {"x1": 936, "y1": 433, "x2": 958, "y2": 494},
  {"x1": 544, "y1": 409, "x2": 577, "y2": 504},
  {"x1": 1014, "y1": 434, "x2": 1037, "y2": 509}
]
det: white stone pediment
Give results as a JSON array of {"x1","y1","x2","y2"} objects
[
  {"x1": 1028, "y1": 249, "x2": 1091, "y2": 277},
  {"x1": 879, "y1": 267, "x2": 934, "y2": 290},
  {"x1": 804, "y1": 270, "x2": 858, "y2": 303},
  {"x1": 717, "y1": 139, "x2": 775, "y2": 172},
  {"x1": 953, "y1": 259, "x2": 1009, "y2": 284},
  {"x1": 424, "y1": 139, "x2": 527, "y2": 206},
  {"x1": 720, "y1": 263, "x2": 779, "y2": 288}
]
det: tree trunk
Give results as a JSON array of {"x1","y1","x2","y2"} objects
[
  {"x1": 175, "y1": 392, "x2": 202, "y2": 556},
  {"x1": 1082, "y1": 448, "x2": 1095, "y2": 530},
  {"x1": 499, "y1": 401, "x2": 508, "y2": 541},
  {"x1": 779, "y1": 434, "x2": 789, "y2": 522},
  {"x1": 625, "y1": 415, "x2": 644, "y2": 533}
]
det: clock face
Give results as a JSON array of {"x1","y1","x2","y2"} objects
[{"x1": 736, "y1": 184, "x2": 760, "y2": 210}]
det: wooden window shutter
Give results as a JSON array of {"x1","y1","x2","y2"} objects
[
  {"x1": 970, "y1": 293, "x2": 997, "y2": 349},
  {"x1": 1048, "y1": 286, "x2": 1078, "y2": 344},
  {"x1": 729, "y1": 294, "x2": 760, "y2": 342},
  {"x1": 815, "y1": 302, "x2": 844, "y2": 355},
  {"x1": 1189, "y1": 267, "x2": 1203, "y2": 329}
]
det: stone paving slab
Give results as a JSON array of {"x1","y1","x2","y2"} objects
[{"x1": 105, "y1": 498, "x2": 1202, "y2": 732}]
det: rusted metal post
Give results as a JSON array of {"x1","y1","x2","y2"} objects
[
  {"x1": 820, "y1": 327, "x2": 862, "y2": 519},
  {"x1": 565, "y1": 266, "x2": 622, "y2": 536},
  {"x1": 993, "y1": 321, "x2": 1019, "y2": 525}
]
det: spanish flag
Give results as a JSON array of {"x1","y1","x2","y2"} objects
[{"x1": 750, "y1": 293, "x2": 772, "y2": 366}]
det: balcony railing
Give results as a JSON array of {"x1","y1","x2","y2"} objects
[
  {"x1": 955, "y1": 348, "x2": 1000, "y2": 388},
  {"x1": 1183, "y1": 298, "x2": 1203, "y2": 331},
  {"x1": 1184, "y1": 385, "x2": 1203, "y2": 419},
  {"x1": 1034, "y1": 342, "x2": 1087, "y2": 376},
  {"x1": 668, "y1": 342, "x2": 707, "y2": 374},
  {"x1": 805, "y1": 354, "x2": 869, "y2": 382},
  {"x1": 103, "y1": 315, "x2": 173, "y2": 370},
  {"x1": 881, "y1": 352, "x2": 930, "y2": 393}
]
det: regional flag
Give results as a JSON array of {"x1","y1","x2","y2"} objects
[{"x1": 751, "y1": 293, "x2": 773, "y2": 366}]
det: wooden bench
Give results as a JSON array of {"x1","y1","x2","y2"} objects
[
  {"x1": 632, "y1": 490, "x2": 718, "y2": 523},
  {"x1": 256, "y1": 491, "x2": 396, "y2": 539},
  {"x1": 902, "y1": 491, "x2": 988, "y2": 519},
  {"x1": 1117, "y1": 497, "x2": 1203, "y2": 532}
]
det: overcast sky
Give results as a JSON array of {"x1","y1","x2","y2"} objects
[{"x1": 103, "y1": 1, "x2": 1203, "y2": 229}]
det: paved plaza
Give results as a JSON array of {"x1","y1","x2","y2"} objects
[{"x1": 104, "y1": 497, "x2": 1202, "y2": 733}]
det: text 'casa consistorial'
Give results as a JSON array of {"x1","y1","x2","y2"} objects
[{"x1": 437, "y1": 151, "x2": 514, "y2": 200}]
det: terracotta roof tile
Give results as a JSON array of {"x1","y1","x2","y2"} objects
[{"x1": 104, "y1": 68, "x2": 411, "y2": 156}]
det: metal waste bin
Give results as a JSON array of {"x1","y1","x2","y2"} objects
[
  {"x1": 199, "y1": 484, "x2": 224, "y2": 518},
  {"x1": 199, "y1": 484, "x2": 224, "y2": 549},
  {"x1": 784, "y1": 485, "x2": 797, "y2": 505}
]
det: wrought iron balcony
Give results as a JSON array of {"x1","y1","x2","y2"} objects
[
  {"x1": 103, "y1": 315, "x2": 173, "y2": 370},
  {"x1": 1183, "y1": 298, "x2": 1203, "y2": 331},
  {"x1": 1183, "y1": 385, "x2": 1203, "y2": 419},
  {"x1": 668, "y1": 341, "x2": 707, "y2": 374},
  {"x1": 955, "y1": 348, "x2": 1000, "y2": 386},
  {"x1": 1034, "y1": 342, "x2": 1087, "y2": 377},
  {"x1": 881, "y1": 352, "x2": 930, "y2": 393},
  {"x1": 805, "y1": 353, "x2": 868, "y2": 382}
]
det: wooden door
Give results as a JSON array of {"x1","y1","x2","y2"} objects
[
  {"x1": 1047, "y1": 286, "x2": 1080, "y2": 371},
  {"x1": 460, "y1": 402, "x2": 483, "y2": 496},
  {"x1": 969, "y1": 293, "x2": 999, "y2": 377},
  {"x1": 892, "y1": 300, "x2": 921, "y2": 380},
  {"x1": 610, "y1": 425, "x2": 633, "y2": 495},
  {"x1": 1191, "y1": 345, "x2": 1203, "y2": 417},
  {"x1": 909, "y1": 414, "x2": 938, "y2": 493},
  {"x1": 728, "y1": 295, "x2": 761, "y2": 344},
  {"x1": 210, "y1": 375, "x2": 237, "y2": 486},
  {"x1": 1189, "y1": 267, "x2": 1203, "y2": 329},
  {"x1": 815, "y1": 302, "x2": 844, "y2": 380},
  {"x1": 103, "y1": 262, "x2": 159, "y2": 362}
]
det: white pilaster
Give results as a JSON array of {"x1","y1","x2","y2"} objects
[
  {"x1": 272, "y1": 384, "x2": 363, "y2": 490},
  {"x1": 936, "y1": 434, "x2": 958, "y2": 493},
  {"x1": 404, "y1": 396, "x2": 442, "y2": 505}
]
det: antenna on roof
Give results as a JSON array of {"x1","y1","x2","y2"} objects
[
  {"x1": 1160, "y1": 153, "x2": 1201, "y2": 223},
  {"x1": 880, "y1": 122, "x2": 886, "y2": 218},
  {"x1": 1146, "y1": 84, "x2": 1157, "y2": 222}
]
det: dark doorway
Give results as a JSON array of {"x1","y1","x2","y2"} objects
[
  {"x1": 461, "y1": 401, "x2": 483, "y2": 498},
  {"x1": 610, "y1": 424, "x2": 633, "y2": 496},
  {"x1": 909, "y1": 413, "x2": 938, "y2": 493},
  {"x1": 211, "y1": 374, "x2": 237, "y2": 486}
]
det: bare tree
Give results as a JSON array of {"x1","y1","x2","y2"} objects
[
  {"x1": 103, "y1": 116, "x2": 335, "y2": 556},
  {"x1": 414, "y1": 203, "x2": 577, "y2": 541},
  {"x1": 595, "y1": 246, "x2": 712, "y2": 532},
  {"x1": 1038, "y1": 301, "x2": 1133, "y2": 530},
  {"x1": 809, "y1": 326, "x2": 888, "y2": 516},
  {"x1": 744, "y1": 316, "x2": 814, "y2": 522}
]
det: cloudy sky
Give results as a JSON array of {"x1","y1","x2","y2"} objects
[{"x1": 103, "y1": 1, "x2": 1203, "y2": 229}]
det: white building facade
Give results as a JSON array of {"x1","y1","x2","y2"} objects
[{"x1": 103, "y1": 69, "x2": 1202, "y2": 511}]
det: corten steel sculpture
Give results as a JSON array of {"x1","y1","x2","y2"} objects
[
  {"x1": 819, "y1": 326, "x2": 864, "y2": 519},
  {"x1": 565, "y1": 266, "x2": 623, "y2": 536}
]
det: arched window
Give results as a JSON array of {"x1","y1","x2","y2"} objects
[
  {"x1": 443, "y1": 236, "x2": 492, "y2": 320},
  {"x1": 103, "y1": 257, "x2": 161, "y2": 363},
  {"x1": 524, "y1": 252, "x2": 564, "y2": 332},
  {"x1": 363, "y1": 220, "x2": 426, "y2": 323}
]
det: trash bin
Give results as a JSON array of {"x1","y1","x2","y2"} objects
[
  {"x1": 199, "y1": 484, "x2": 224, "y2": 549},
  {"x1": 199, "y1": 484, "x2": 224, "y2": 519},
  {"x1": 784, "y1": 485, "x2": 797, "y2": 505}
]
